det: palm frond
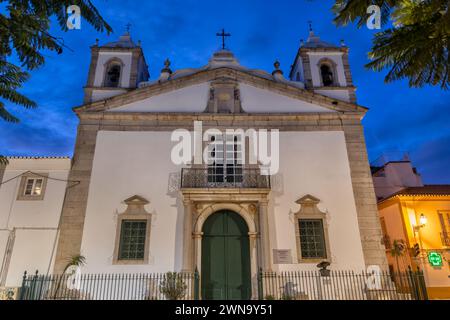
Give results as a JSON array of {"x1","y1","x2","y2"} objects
[
  {"x1": 63, "y1": 254, "x2": 87, "y2": 273},
  {"x1": 0, "y1": 103, "x2": 20, "y2": 123},
  {"x1": 0, "y1": 156, "x2": 9, "y2": 166}
]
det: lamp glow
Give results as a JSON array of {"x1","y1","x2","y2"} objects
[{"x1": 419, "y1": 214, "x2": 427, "y2": 226}]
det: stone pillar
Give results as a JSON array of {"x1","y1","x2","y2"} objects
[
  {"x1": 248, "y1": 232, "x2": 258, "y2": 300},
  {"x1": 344, "y1": 124, "x2": 388, "y2": 269},
  {"x1": 182, "y1": 200, "x2": 194, "y2": 272},
  {"x1": 193, "y1": 232, "x2": 203, "y2": 273},
  {"x1": 54, "y1": 123, "x2": 98, "y2": 274},
  {"x1": 259, "y1": 201, "x2": 272, "y2": 271}
]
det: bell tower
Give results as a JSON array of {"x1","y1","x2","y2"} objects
[
  {"x1": 83, "y1": 31, "x2": 149, "y2": 103},
  {"x1": 289, "y1": 27, "x2": 356, "y2": 103}
]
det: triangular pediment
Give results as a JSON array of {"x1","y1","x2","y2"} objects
[
  {"x1": 239, "y1": 84, "x2": 331, "y2": 113},
  {"x1": 296, "y1": 194, "x2": 321, "y2": 205},
  {"x1": 74, "y1": 68, "x2": 366, "y2": 114},
  {"x1": 124, "y1": 195, "x2": 149, "y2": 205},
  {"x1": 111, "y1": 83, "x2": 210, "y2": 113}
]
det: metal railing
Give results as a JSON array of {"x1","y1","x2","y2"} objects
[
  {"x1": 181, "y1": 166, "x2": 270, "y2": 188},
  {"x1": 19, "y1": 271, "x2": 199, "y2": 300},
  {"x1": 441, "y1": 232, "x2": 450, "y2": 247},
  {"x1": 257, "y1": 267, "x2": 428, "y2": 300},
  {"x1": 19, "y1": 268, "x2": 427, "y2": 300}
]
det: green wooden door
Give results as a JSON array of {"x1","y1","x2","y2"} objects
[{"x1": 201, "y1": 210, "x2": 251, "y2": 300}]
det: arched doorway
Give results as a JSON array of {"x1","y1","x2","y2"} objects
[{"x1": 201, "y1": 210, "x2": 252, "y2": 300}]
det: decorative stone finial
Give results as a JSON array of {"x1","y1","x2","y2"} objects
[
  {"x1": 274, "y1": 60, "x2": 280, "y2": 70},
  {"x1": 300, "y1": 39, "x2": 304, "y2": 47},
  {"x1": 138, "y1": 40, "x2": 141, "y2": 47},
  {"x1": 95, "y1": 39, "x2": 99, "y2": 46},
  {"x1": 340, "y1": 39, "x2": 345, "y2": 47},
  {"x1": 272, "y1": 60, "x2": 283, "y2": 77},
  {"x1": 307, "y1": 20, "x2": 315, "y2": 38},
  {"x1": 161, "y1": 58, "x2": 172, "y2": 73},
  {"x1": 159, "y1": 58, "x2": 172, "y2": 81}
]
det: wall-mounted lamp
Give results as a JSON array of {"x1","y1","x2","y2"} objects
[
  {"x1": 414, "y1": 214, "x2": 427, "y2": 232},
  {"x1": 419, "y1": 214, "x2": 427, "y2": 226}
]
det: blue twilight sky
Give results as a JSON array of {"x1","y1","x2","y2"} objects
[{"x1": 1, "y1": 0, "x2": 449, "y2": 183}]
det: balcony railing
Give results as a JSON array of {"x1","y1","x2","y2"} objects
[
  {"x1": 441, "y1": 232, "x2": 450, "y2": 247},
  {"x1": 181, "y1": 166, "x2": 270, "y2": 189}
]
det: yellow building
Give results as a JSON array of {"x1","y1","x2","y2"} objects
[{"x1": 372, "y1": 158, "x2": 450, "y2": 299}]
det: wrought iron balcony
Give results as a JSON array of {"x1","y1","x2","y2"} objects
[
  {"x1": 441, "y1": 232, "x2": 450, "y2": 247},
  {"x1": 181, "y1": 166, "x2": 271, "y2": 189}
]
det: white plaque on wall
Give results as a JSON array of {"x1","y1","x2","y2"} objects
[{"x1": 273, "y1": 249, "x2": 293, "y2": 264}]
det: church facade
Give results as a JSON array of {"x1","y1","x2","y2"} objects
[{"x1": 1, "y1": 30, "x2": 387, "y2": 300}]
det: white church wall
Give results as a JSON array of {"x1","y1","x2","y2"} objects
[
  {"x1": 239, "y1": 84, "x2": 334, "y2": 113},
  {"x1": 80, "y1": 129, "x2": 365, "y2": 274},
  {"x1": 0, "y1": 158, "x2": 70, "y2": 287},
  {"x1": 110, "y1": 83, "x2": 209, "y2": 113},
  {"x1": 80, "y1": 131, "x2": 184, "y2": 274},
  {"x1": 291, "y1": 58, "x2": 305, "y2": 82},
  {"x1": 314, "y1": 89, "x2": 351, "y2": 102},
  {"x1": 91, "y1": 89, "x2": 128, "y2": 102},
  {"x1": 270, "y1": 132, "x2": 365, "y2": 271},
  {"x1": 109, "y1": 82, "x2": 336, "y2": 114},
  {"x1": 93, "y1": 52, "x2": 133, "y2": 88}
]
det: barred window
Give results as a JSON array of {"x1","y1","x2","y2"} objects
[
  {"x1": 299, "y1": 219, "x2": 326, "y2": 259},
  {"x1": 118, "y1": 220, "x2": 147, "y2": 260}
]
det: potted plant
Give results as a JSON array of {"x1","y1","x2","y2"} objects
[{"x1": 159, "y1": 272, "x2": 187, "y2": 300}]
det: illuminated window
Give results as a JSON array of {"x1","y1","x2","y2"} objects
[
  {"x1": 24, "y1": 178, "x2": 43, "y2": 196},
  {"x1": 17, "y1": 174, "x2": 48, "y2": 201}
]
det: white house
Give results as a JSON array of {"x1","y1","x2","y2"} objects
[{"x1": 0, "y1": 157, "x2": 70, "y2": 289}]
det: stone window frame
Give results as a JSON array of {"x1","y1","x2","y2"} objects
[
  {"x1": 317, "y1": 58, "x2": 339, "y2": 87},
  {"x1": 294, "y1": 194, "x2": 332, "y2": 263},
  {"x1": 102, "y1": 57, "x2": 124, "y2": 88},
  {"x1": 113, "y1": 195, "x2": 152, "y2": 265},
  {"x1": 16, "y1": 172, "x2": 48, "y2": 201}
]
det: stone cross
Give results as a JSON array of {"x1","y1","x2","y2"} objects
[{"x1": 216, "y1": 28, "x2": 231, "y2": 50}]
